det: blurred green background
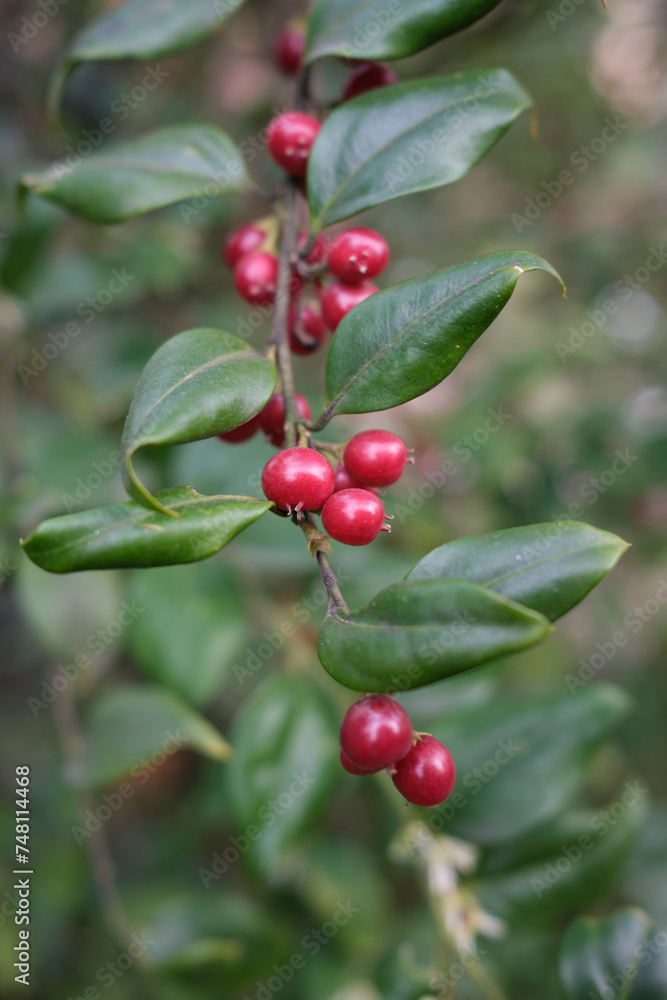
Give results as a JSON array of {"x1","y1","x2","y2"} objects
[{"x1": 1, "y1": 1, "x2": 666, "y2": 998}]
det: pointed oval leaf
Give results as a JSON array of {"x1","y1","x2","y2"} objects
[
  {"x1": 21, "y1": 487, "x2": 273, "y2": 573},
  {"x1": 317, "y1": 251, "x2": 563, "y2": 423},
  {"x1": 558, "y1": 909, "x2": 655, "y2": 1000},
  {"x1": 227, "y1": 674, "x2": 340, "y2": 874},
  {"x1": 49, "y1": 0, "x2": 247, "y2": 124},
  {"x1": 306, "y1": 0, "x2": 503, "y2": 63},
  {"x1": 79, "y1": 684, "x2": 231, "y2": 788},
  {"x1": 20, "y1": 126, "x2": 251, "y2": 224},
  {"x1": 407, "y1": 522, "x2": 628, "y2": 622},
  {"x1": 317, "y1": 579, "x2": 551, "y2": 693},
  {"x1": 120, "y1": 328, "x2": 276, "y2": 513},
  {"x1": 307, "y1": 71, "x2": 531, "y2": 229}
]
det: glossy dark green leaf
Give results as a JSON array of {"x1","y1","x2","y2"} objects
[
  {"x1": 120, "y1": 328, "x2": 276, "y2": 513},
  {"x1": 49, "y1": 0, "x2": 247, "y2": 123},
  {"x1": 407, "y1": 522, "x2": 628, "y2": 622},
  {"x1": 21, "y1": 487, "x2": 272, "y2": 573},
  {"x1": 318, "y1": 252, "x2": 563, "y2": 422},
  {"x1": 78, "y1": 684, "x2": 231, "y2": 787},
  {"x1": 127, "y1": 562, "x2": 246, "y2": 706},
  {"x1": 430, "y1": 685, "x2": 631, "y2": 843},
  {"x1": 307, "y1": 71, "x2": 531, "y2": 229},
  {"x1": 227, "y1": 673, "x2": 340, "y2": 874},
  {"x1": 306, "y1": 0, "x2": 503, "y2": 63},
  {"x1": 558, "y1": 909, "x2": 656, "y2": 1000},
  {"x1": 20, "y1": 126, "x2": 250, "y2": 224},
  {"x1": 317, "y1": 579, "x2": 551, "y2": 693}
]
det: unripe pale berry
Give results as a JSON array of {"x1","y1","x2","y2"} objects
[
  {"x1": 321, "y1": 489, "x2": 388, "y2": 546},
  {"x1": 234, "y1": 252, "x2": 278, "y2": 305},
  {"x1": 340, "y1": 694, "x2": 413, "y2": 772},
  {"x1": 343, "y1": 61, "x2": 398, "y2": 101},
  {"x1": 273, "y1": 25, "x2": 305, "y2": 76},
  {"x1": 218, "y1": 412, "x2": 263, "y2": 444},
  {"x1": 328, "y1": 228, "x2": 390, "y2": 284},
  {"x1": 261, "y1": 447, "x2": 334, "y2": 512},
  {"x1": 267, "y1": 112, "x2": 321, "y2": 178},
  {"x1": 289, "y1": 304, "x2": 327, "y2": 356},
  {"x1": 223, "y1": 223, "x2": 267, "y2": 269},
  {"x1": 260, "y1": 392, "x2": 312, "y2": 448},
  {"x1": 321, "y1": 281, "x2": 378, "y2": 331},
  {"x1": 344, "y1": 430, "x2": 408, "y2": 487},
  {"x1": 390, "y1": 735, "x2": 456, "y2": 807}
]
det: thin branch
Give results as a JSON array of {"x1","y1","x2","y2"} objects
[{"x1": 302, "y1": 512, "x2": 348, "y2": 612}]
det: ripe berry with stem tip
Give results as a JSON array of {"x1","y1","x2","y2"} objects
[
  {"x1": 261, "y1": 447, "x2": 334, "y2": 513},
  {"x1": 260, "y1": 393, "x2": 312, "y2": 448},
  {"x1": 224, "y1": 222, "x2": 267, "y2": 269},
  {"x1": 218, "y1": 412, "x2": 263, "y2": 444},
  {"x1": 289, "y1": 303, "x2": 327, "y2": 356},
  {"x1": 328, "y1": 228, "x2": 390, "y2": 284},
  {"x1": 343, "y1": 61, "x2": 398, "y2": 101},
  {"x1": 344, "y1": 430, "x2": 408, "y2": 487},
  {"x1": 267, "y1": 112, "x2": 321, "y2": 178},
  {"x1": 390, "y1": 735, "x2": 456, "y2": 807},
  {"x1": 340, "y1": 694, "x2": 413, "y2": 772},
  {"x1": 321, "y1": 281, "x2": 378, "y2": 331},
  {"x1": 273, "y1": 24, "x2": 305, "y2": 75},
  {"x1": 321, "y1": 489, "x2": 390, "y2": 546},
  {"x1": 234, "y1": 252, "x2": 278, "y2": 305},
  {"x1": 339, "y1": 749, "x2": 382, "y2": 775}
]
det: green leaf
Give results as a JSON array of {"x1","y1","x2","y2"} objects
[
  {"x1": 120, "y1": 328, "x2": 276, "y2": 514},
  {"x1": 227, "y1": 674, "x2": 340, "y2": 874},
  {"x1": 407, "y1": 522, "x2": 628, "y2": 622},
  {"x1": 558, "y1": 908, "x2": 654, "y2": 1000},
  {"x1": 20, "y1": 126, "x2": 250, "y2": 225},
  {"x1": 317, "y1": 579, "x2": 551, "y2": 693},
  {"x1": 49, "y1": 0, "x2": 247, "y2": 125},
  {"x1": 306, "y1": 0, "x2": 503, "y2": 63},
  {"x1": 127, "y1": 562, "x2": 247, "y2": 706},
  {"x1": 307, "y1": 71, "x2": 531, "y2": 229},
  {"x1": 318, "y1": 251, "x2": 563, "y2": 422},
  {"x1": 21, "y1": 487, "x2": 272, "y2": 573},
  {"x1": 78, "y1": 684, "x2": 231, "y2": 787}
]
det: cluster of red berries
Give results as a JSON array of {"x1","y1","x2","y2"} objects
[{"x1": 340, "y1": 694, "x2": 456, "y2": 807}]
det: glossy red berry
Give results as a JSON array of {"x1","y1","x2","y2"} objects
[
  {"x1": 273, "y1": 25, "x2": 305, "y2": 76},
  {"x1": 218, "y1": 412, "x2": 262, "y2": 444},
  {"x1": 344, "y1": 430, "x2": 408, "y2": 487},
  {"x1": 340, "y1": 694, "x2": 413, "y2": 772},
  {"x1": 321, "y1": 489, "x2": 387, "y2": 546},
  {"x1": 321, "y1": 281, "x2": 378, "y2": 331},
  {"x1": 267, "y1": 112, "x2": 321, "y2": 178},
  {"x1": 333, "y1": 465, "x2": 378, "y2": 494},
  {"x1": 339, "y1": 749, "x2": 381, "y2": 776},
  {"x1": 289, "y1": 304, "x2": 327, "y2": 356},
  {"x1": 234, "y1": 252, "x2": 278, "y2": 305},
  {"x1": 391, "y1": 735, "x2": 456, "y2": 807},
  {"x1": 342, "y1": 61, "x2": 398, "y2": 101},
  {"x1": 223, "y1": 223, "x2": 266, "y2": 269},
  {"x1": 328, "y1": 228, "x2": 390, "y2": 284},
  {"x1": 260, "y1": 392, "x2": 312, "y2": 447},
  {"x1": 298, "y1": 232, "x2": 330, "y2": 269},
  {"x1": 261, "y1": 447, "x2": 334, "y2": 512}
]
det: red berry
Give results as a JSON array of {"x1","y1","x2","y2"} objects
[
  {"x1": 261, "y1": 447, "x2": 334, "y2": 512},
  {"x1": 333, "y1": 465, "x2": 378, "y2": 493},
  {"x1": 234, "y1": 252, "x2": 278, "y2": 305},
  {"x1": 260, "y1": 392, "x2": 312, "y2": 447},
  {"x1": 298, "y1": 232, "x2": 331, "y2": 269},
  {"x1": 321, "y1": 281, "x2": 378, "y2": 331},
  {"x1": 267, "y1": 112, "x2": 321, "y2": 178},
  {"x1": 342, "y1": 61, "x2": 398, "y2": 101},
  {"x1": 391, "y1": 735, "x2": 456, "y2": 807},
  {"x1": 344, "y1": 430, "x2": 408, "y2": 487},
  {"x1": 218, "y1": 412, "x2": 262, "y2": 444},
  {"x1": 328, "y1": 228, "x2": 390, "y2": 284},
  {"x1": 339, "y1": 749, "x2": 381, "y2": 776},
  {"x1": 340, "y1": 694, "x2": 413, "y2": 772},
  {"x1": 223, "y1": 223, "x2": 266, "y2": 269},
  {"x1": 273, "y1": 25, "x2": 305, "y2": 76},
  {"x1": 321, "y1": 489, "x2": 387, "y2": 546},
  {"x1": 289, "y1": 304, "x2": 327, "y2": 356}
]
